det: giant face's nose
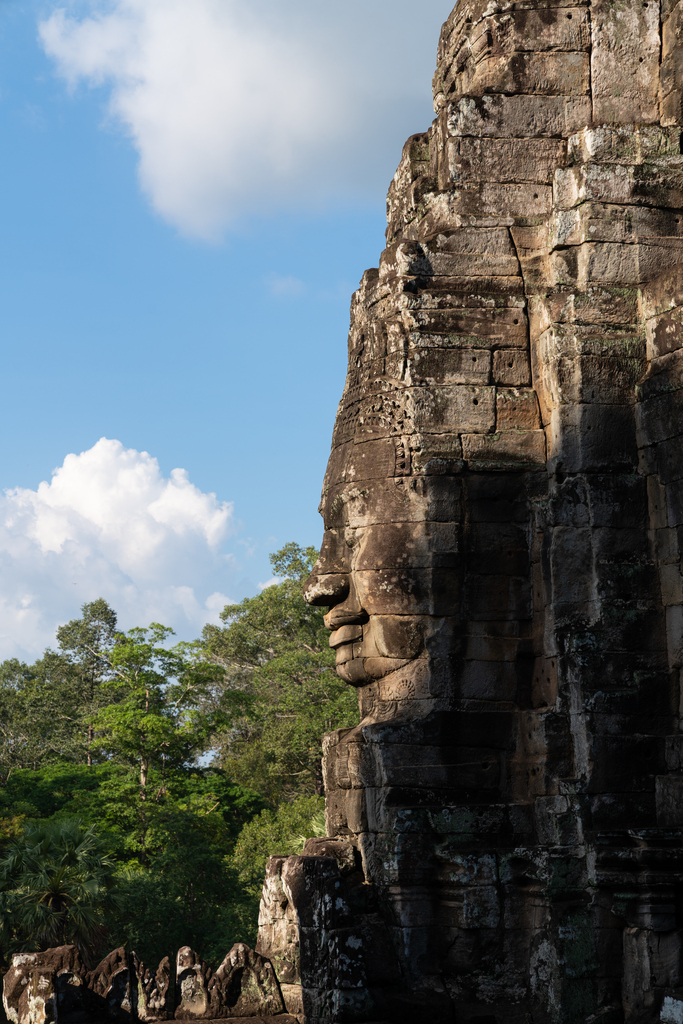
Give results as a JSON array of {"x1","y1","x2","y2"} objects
[
  {"x1": 302, "y1": 570, "x2": 349, "y2": 608},
  {"x1": 303, "y1": 570, "x2": 366, "y2": 628},
  {"x1": 302, "y1": 529, "x2": 367, "y2": 630},
  {"x1": 303, "y1": 528, "x2": 350, "y2": 607}
]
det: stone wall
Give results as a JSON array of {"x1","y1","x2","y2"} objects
[{"x1": 261, "y1": 0, "x2": 683, "y2": 1021}]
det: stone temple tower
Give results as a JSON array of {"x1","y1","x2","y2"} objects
[{"x1": 256, "y1": 1, "x2": 683, "y2": 1021}]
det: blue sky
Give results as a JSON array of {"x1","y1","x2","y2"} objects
[{"x1": 0, "y1": 0, "x2": 449, "y2": 658}]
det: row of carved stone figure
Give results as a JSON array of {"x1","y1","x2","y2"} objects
[{"x1": 2, "y1": 942, "x2": 298, "y2": 1024}]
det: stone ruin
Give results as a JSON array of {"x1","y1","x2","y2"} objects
[
  {"x1": 8, "y1": 0, "x2": 683, "y2": 1020},
  {"x1": 2, "y1": 942, "x2": 294, "y2": 1024},
  {"x1": 289, "y1": 0, "x2": 683, "y2": 1018}
]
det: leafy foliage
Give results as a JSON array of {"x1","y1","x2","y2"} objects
[
  {"x1": 55, "y1": 599, "x2": 119, "y2": 765},
  {"x1": 0, "y1": 544, "x2": 356, "y2": 968},
  {"x1": 232, "y1": 795, "x2": 326, "y2": 892},
  {"x1": 0, "y1": 819, "x2": 118, "y2": 965},
  {"x1": 0, "y1": 601, "x2": 121, "y2": 776},
  {"x1": 203, "y1": 543, "x2": 356, "y2": 802}
]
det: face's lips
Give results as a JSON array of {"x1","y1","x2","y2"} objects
[{"x1": 329, "y1": 623, "x2": 363, "y2": 649}]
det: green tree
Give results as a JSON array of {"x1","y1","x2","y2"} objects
[
  {"x1": 202, "y1": 543, "x2": 357, "y2": 804},
  {"x1": 231, "y1": 795, "x2": 326, "y2": 893},
  {"x1": 0, "y1": 819, "x2": 118, "y2": 964},
  {"x1": 0, "y1": 654, "x2": 84, "y2": 778},
  {"x1": 89, "y1": 624, "x2": 226, "y2": 860},
  {"x1": 55, "y1": 599, "x2": 119, "y2": 766}
]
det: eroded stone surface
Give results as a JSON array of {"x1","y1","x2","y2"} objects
[
  {"x1": 133, "y1": 954, "x2": 173, "y2": 1022},
  {"x1": 3, "y1": 946, "x2": 287, "y2": 1024},
  {"x1": 173, "y1": 945, "x2": 285, "y2": 1021},
  {"x1": 266, "y1": 0, "x2": 683, "y2": 1021}
]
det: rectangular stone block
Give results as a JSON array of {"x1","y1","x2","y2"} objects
[
  {"x1": 355, "y1": 568, "x2": 461, "y2": 616},
  {"x1": 439, "y1": 182, "x2": 553, "y2": 220},
  {"x1": 660, "y1": 43, "x2": 683, "y2": 103},
  {"x1": 656, "y1": 775, "x2": 683, "y2": 825},
  {"x1": 457, "y1": 659, "x2": 519, "y2": 701},
  {"x1": 596, "y1": 241, "x2": 683, "y2": 286},
  {"x1": 407, "y1": 347, "x2": 491, "y2": 386},
  {"x1": 489, "y1": 6, "x2": 591, "y2": 51},
  {"x1": 554, "y1": 201, "x2": 683, "y2": 246},
  {"x1": 354, "y1": 522, "x2": 459, "y2": 571},
  {"x1": 411, "y1": 385, "x2": 496, "y2": 433},
  {"x1": 589, "y1": 474, "x2": 648, "y2": 529},
  {"x1": 642, "y1": 264, "x2": 683, "y2": 319},
  {"x1": 493, "y1": 350, "x2": 531, "y2": 387},
  {"x1": 407, "y1": 307, "x2": 528, "y2": 349},
  {"x1": 596, "y1": 560, "x2": 659, "y2": 606},
  {"x1": 405, "y1": 274, "x2": 525, "y2": 306},
  {"x1": 556, "y1": 353, "x2": 643, "y2": 405},
  {"x1": 664, "y1": 0, "x2": 683, "y2": 58},
  {"x1": 593, "y1": 526, "x2": 649, "y2": 561},
  {"x1": 637, "y1": 390, "x2": 683, "y2": 447},
  {"x1": 590, "y1": 792, "x2": 656, "y2": 829},
  {"x1": 550, "y1": 404, "x2": 638, "y2": 472},
  {"x1": 652, "y1": 432, "x2": 683, "y2": 485},
  {"x1": 419, "y1": 251, "x2": 521, "y2": 280},
  {"x1": 496, "y1": 389, "x2": 542, "y2": 431},
  {"x1": 661, "y1": 87, "x2": 683, "y2": 126},
  {"x1": 640, "y1": 357, "x2": 683, "y2": 405},
  {"x1": 667, "y1": 605, "x2": 683, "y2": 668},
  {"x1": 466, "y1": 574, "x2": 533, "y2": 621},
  {"x1": 550, "y1": 526, "x2": 593, "y2": 609},
  {"x1": 465, "y1": 522, "x2": 530, "y2": 575},
  {"x1": 555, "y1": 163, "x2": 683, "y2": 212},
  {"x1": 447, "y1": 94, "x2": 593, "y2": 138},
  {"x1": 461, "y1": 51, "x2": 590, "y2": 97},
  {"x1": 410, "y1": 432, "x2": 465, "y2": 475},
  {"x1": 646, "y1": 305, "x2": 683, "y2": 359},
  {"x1": 465, "y1": 633, "x2": 520, "y2": 661},
  {"x1": 324, "y1": 438, "x2": 397, "y2": 488},
  {"x1": 531, "y1": 656, "x2": 559, "y2": 708},
  {"x1": 588, "y1": 735, "x2": 663, "y2": 793},
  {"x1": 467, "y1": 474, "x2": 532, "y2": 523},
  {"x1": 424, "y1": 226, "x2": 516, "y2": 257},
  {"x1": 567, "y1": 124, "x2": 683, "y2": 164},
  {"x1": 591, "y1": 0, "x2": 661, "y2": 123},
  {"x1": 373, "y1": 744, "x2": 502, "y2": 792},
  {"x1": 462, "y1": 429, "x2": 546, "y2": 467},
  {"x1": 447, "y1": 137, "x2": 566, "y2": 186}
]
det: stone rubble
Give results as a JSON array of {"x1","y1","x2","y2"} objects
[{"x1": 2, "y1": 945, "x2": 294, "y2": 1024}]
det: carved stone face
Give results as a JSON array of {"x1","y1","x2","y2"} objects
[
  {"x1": 302, "y1": 217, "x2": 538, "y2": 722},
  {"x1": 303, "y1": 516, "x2": 437, "y2": 689},
  {"x1": 301, "y1": 259, "x2": 479, "y2": 719}
]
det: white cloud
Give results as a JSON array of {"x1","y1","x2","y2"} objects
[
  {"x1": 0, "y1": 438, "x2": 237, "y2": 660},
  {"x1": 257, "y1": 577, "x2": 280, "y2": 591},
  {"x1": 38, "y1": 0, "x2": 449, "y2": 239}
]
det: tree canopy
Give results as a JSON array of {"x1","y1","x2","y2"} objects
[
  {"x1": 0, "y1": 544, "x2": 357, "y2": 969},
  {"x1": 203, "y1": 543, "x2": 356, "y2": 803}
]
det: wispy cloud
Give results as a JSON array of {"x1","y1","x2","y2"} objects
[
  {"x1": 267, "y1": 274, "x2": 306, "y2": 299},
  {"x1": 38, "y1": 0, "x2": 448, "y2": 239}
]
